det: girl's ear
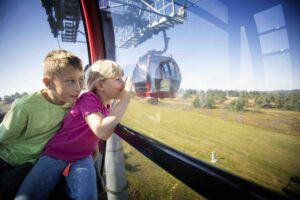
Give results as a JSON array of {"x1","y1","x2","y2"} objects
[
  {"x1": 96, "y1": 81, "x2": 105, "y2": 91},
  {"x1": 43, "y1": 77, "x2": 51, "y2": 89}
]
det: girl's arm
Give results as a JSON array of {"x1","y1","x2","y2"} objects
[{"x1": 85, "y1": 77, "x2": 132, "y2": 140}]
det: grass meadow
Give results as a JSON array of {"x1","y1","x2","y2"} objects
[{"x1": 121, "y1": 98, "x2": 300, "y2": 199}]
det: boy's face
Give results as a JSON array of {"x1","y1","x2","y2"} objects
[{"x1": 46, "y1": 65, "x2": 83, "y2": 105}]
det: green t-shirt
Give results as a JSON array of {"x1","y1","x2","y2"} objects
[{"x1": 0, "y1": 91, "x2": 69, "y2": 166}]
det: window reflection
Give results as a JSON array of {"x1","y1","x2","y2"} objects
[
  {"x1": 254, "y1": 4, "x2": 285, "y2": 34},
  {"x1": 198, "y1": 0, "x2": 228, "y2": 24},
  {"x1": 29, "y1": 0, "x2": 300, "y2": 198},
  {"x1": 260, "y1": 29, "x2": 289, "y2": 54},
  {"x1": 1, "y1": 0, "x2": 299, "y2": 199},
  {"x1": 99, "y1": 0, "x2": 300, "y2": 198},
  {"x1": 263, "y1": 52, "x2": 293, "y2": 90}
]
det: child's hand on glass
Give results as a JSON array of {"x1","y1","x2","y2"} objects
[{"x1": 120, "y1": 76, "x2": 132, "y2": 104}]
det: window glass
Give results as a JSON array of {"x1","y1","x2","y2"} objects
[
  {"x1": 263, "y1": 52, "x2": 293, "y2": 90},
  {"x1": 197, "y1": 0, "x2": 228, "y2": 24},
  {"x1": 123, "y1": 142, "x2": 205, "y2": 200},
  {"x1": 3, "y1": 1, "x2": 299, "y2": 199},
  {"x1": 169, "y1": 62, "x2": 177, "y2": 77},
  {"x1": 162, "y1": 63, "x2": 170, "y2": 78},
  {"x1": 240, "y1": 26, "x2": 253, "y2": 90},
  {"x1": 102, "y1": 1, "x2": 300, "y2": 198},
  {"x1": 259, "y1": 29, "x2": 289, "y2": 54},
  {"x1": 254, "y1": 4, "x2": 285, "y2": 33}
]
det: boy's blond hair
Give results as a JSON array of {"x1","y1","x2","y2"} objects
[
  {"x1": 43, "y1": 49, "x2": 83, "y2": 77},
  {"x1": 87, "y1": 60, "x2": 124, "y2": 91}
]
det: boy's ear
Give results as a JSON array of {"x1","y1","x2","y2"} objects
[{"x1": 43, "y1": 77, "x2": 50, "y2": 89}]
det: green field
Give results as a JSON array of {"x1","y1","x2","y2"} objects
[{"x1": 121, "y1": 98, "x2": 300, "y2": 199}]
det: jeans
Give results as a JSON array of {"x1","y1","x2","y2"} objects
[{"x1": 15, "y1": 155, "x2": 98, "y2": 200}]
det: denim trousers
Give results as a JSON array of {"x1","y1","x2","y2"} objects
[{"x1": 15, "y1": 155, "x2": 98, "y2": 200}]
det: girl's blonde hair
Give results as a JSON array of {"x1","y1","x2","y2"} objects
[{"x1": 87, "y1": 60, "x2": 124, "y2": 91}]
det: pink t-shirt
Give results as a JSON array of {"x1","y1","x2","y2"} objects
[{"x1": 43, "y1": 91, "x2": 110, "y2": 162}]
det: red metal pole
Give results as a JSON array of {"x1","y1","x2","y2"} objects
[
  {"x1": 79, "y1": 0, "x2": 107, "y2": 174},
  {"x1": 79, "y1": 0, "x2": 105, "y2": 63}
]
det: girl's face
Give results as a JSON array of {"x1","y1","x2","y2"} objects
[{"x1": 100, "y1": 76, "x2": 124, "y2": 100}]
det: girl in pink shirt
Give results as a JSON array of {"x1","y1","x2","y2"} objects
[{"x1": 16, "y1": 60, "x2": 132, "y2": 200}]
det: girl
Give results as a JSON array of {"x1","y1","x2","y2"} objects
[{"x1": 15, "y1": 60, "x2": 132, "y2": 200}]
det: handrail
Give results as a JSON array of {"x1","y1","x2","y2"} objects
[{"x1": 114, "y1": 124, "x2": 290, "y2": 200}]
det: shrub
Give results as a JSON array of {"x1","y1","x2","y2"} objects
[
  {"x1": 227, "y1": 98, "x2": 246, "y2": 111},
  {"x1": 192, "y1": 96, "x2": 200, "y2": 108},
  {"x1": 201, "y1": 96, "x2": 215, "y2": 109}
]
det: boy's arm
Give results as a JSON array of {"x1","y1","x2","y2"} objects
[{"x1": 0, "y1": 105, "x2": 27, "y2": 143}]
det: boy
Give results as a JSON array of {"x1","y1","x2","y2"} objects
[{"x1": 0, "y1": 49, "x2": 83, "y2": 199}]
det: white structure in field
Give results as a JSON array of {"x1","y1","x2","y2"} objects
[{"x1": 211, "y1": 151, "x2": 218, "y2": 163}]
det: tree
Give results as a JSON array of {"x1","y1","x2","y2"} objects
[
  {"x1": 183, "y1": 89, "x2": 198, "y2": 99},
  {"x1": 227, "y1": 98, "x2": 246, "y2": 111},
  {"x1": 193, "y1": 96, "x2": 200, "y2": 108},
  {"x1": 262, "y1": 95, "x2": 272, "y2": 108},
  {"x1": 201, "y1": 96, "x2": 215, "y2": 109},
  {"x1": 274, "y1": 94, "x2": 285, "y2": 108},
  {"x1": 4, "y1": 95, "x2": 14, "y2": 104},
  {"x1": 3, "y1": 92, "x2": 28, "y2": 104}
]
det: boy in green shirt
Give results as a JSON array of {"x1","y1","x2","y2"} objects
[{"x1": 0, "y1": 49, "x2": 83, "y2": 199}]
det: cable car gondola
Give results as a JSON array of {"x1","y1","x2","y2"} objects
[{"x1": 133, "y1": 52, "x2": 181, "y2": 99}]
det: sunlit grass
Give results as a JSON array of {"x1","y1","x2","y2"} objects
[
  {"x1": 121, "y1": 99, "x2": 300, "y2": 199},
  {"x1": 123, "y1": 144, "x2": 204, "y2": 200}
]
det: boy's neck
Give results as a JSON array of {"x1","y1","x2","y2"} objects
[{"x1": 41, "y1": 89, "x2": 65, "y2": 105}]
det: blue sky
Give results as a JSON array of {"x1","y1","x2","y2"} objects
[
  {"x1": 0, "y1": 1, "x2": 89, "y2": 97},
  {"x1": 0, "y1": 0, "x2": 299, "y2": 97}
]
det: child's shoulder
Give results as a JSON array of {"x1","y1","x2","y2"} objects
[
  {"x1": 12, "y1": 91, "x2": 39, "y2": 104},
  {"x1": 79, "y1": 91, "x2": 97, "y2": 99},
  {"x1": 11, "y1": 91, "x2": 45, "y2": 109},
  {"x1": 76, "y1": 91, "x2": 108, "y2": 114},
  {"x1": 77, "y1": 91, "x2": 102, "y2": 106}
]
